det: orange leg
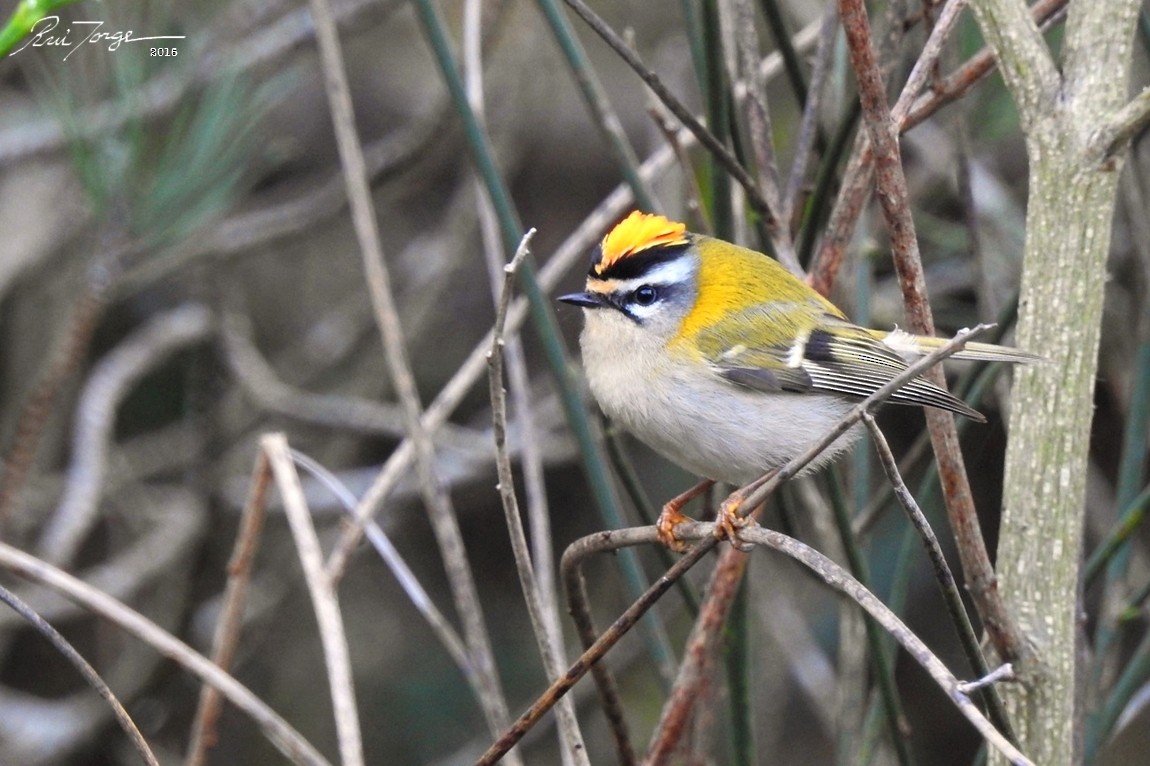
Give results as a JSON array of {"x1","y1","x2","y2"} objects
[
  {"x1": 715, "y1": 471, "x2": 775, "y2": 550},
  {"x1": 656, "y1": 479, "x2": 715, "y2": 552}
]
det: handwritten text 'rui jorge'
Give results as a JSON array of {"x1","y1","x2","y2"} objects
[{"x1": 9, "y1": 16, "x2": 186, "y2": 60}]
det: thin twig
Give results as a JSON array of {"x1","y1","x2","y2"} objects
[
  {"x1": 738, "y1": 325, "x2": 993, "y2": 511},
  {"x1": 646, "y1": 103, "x2": 708, "y2": 228},
  {"x1": 413, "y1": 0, "x2": 670, "y2": 677},
  {"x1": 412, "y1": 3, "x2": 639, "y2": 636},
  {"x1": 1089, "y1": 84, "x2": 1150, "y2": 163},
  {"x1": 810, "y1": 0, "x2": 969, "y2": 295},
  {"x1": 463, "y1": 2, "x2": 564, "y2": 699},
  {"x1": 290, "y1": 449, "x2": 474, "y2": 686},
  {"x1": 823, "y1": 461, "x2": 914, "y2": 765},
  {"x1": 185, "y1": 449, "x2": 273, "y2": 766},
  {"x1": 782, "y1": 4, "x2": 838, "y2": 235},
  {"x1": 863, "y1": 413, "x2": 1017, "y2": 743},
  {"x1": 306, "y1": 0, "x2": 516, "y2": 749},
  {"x1": 811, "y1": 0, "x2": 1067, "y2": 293},
  {"x1": 0, "y1": 493, "x2": 205, "y2": 643},
  {"x1": 532, "y1": 0, "x2": 657, "y2": 210},
  {"x1": 265, "y1": 435, "x2": 363, "y2": 766},
  {"x1": 563, "y1": 522, "x2": 1034, "y2": 766},
  {"x1": 724, "y1": 0, "x2": 797, "y2": 271},
  {"x1": 0, "y1": 541, "x2": 332, "y2": 766},
  {"x1": 476, "y1": 531, "x2": 715, "y2": 766},
  {"x1": 808, "y1": 0, "x2": 922, "y2": 296},
  {"x1": 837, "y1": 0, "x2": 1024, "y2": 661},
  {"x1": 897, "y1": 0, "x2": 970, "y2": 120},
  {"x1": 0, "y1": 582, "x2": 160, "y2": 766},
  {"x1": 488, "y1": 231, "x2": 589, "y2": 764},
  {"x1": 703, "y1": 524, "x2": 1034, "y2": 766},
  {"x1": 643, "y1": 507, "x2": 764, "y2": 765},
  {"x1": 904, "y1": 0, "x2": 1067, "y2": 131},
  {"x1": 561, "y1": 0, "x2": 779, "y2": 224},
  {"x1": 563, "y1": 531, "x2": 638, "y2": 766},
  {"x1": 851, "y1": 301, "x2": 1027, "y2": 538},
  {"x1": 957, "y1": 663, "x2": 1016, "y2": 694}
]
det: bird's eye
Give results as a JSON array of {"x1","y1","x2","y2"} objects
[{"x1": 633, "y1": 285, "x2": 659, "y2": 306}]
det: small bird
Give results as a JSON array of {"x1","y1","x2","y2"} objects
[{"x1": 559, "y1": 211, "x2": 1036, "y2": 549}]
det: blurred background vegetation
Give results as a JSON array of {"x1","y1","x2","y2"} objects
[{"x1": 0, "y1": 0, "x2": 1147, "y2": 764}]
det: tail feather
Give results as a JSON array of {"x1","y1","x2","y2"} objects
[
  {"x1": 948, "y1": 340, "x2": 1043, "y2": 364},
  {"x1": 875, "y1": 328, "x2": 1042, "y2": 365}
]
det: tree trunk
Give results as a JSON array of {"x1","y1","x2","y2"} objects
[
  {"x1": 970, "y1": 2, "x2": 1142, "y2": 763},
  {"x1": 995, "y1": 133, "x2": 1119, "y2": 765}
]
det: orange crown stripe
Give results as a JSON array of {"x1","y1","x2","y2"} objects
[{"x1": 594, "y1": 211, "x2": 689, "y2": 274}]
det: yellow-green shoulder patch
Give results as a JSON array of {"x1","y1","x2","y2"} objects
[{"x1": 595, "y1": 211, "x2": 688, "y2": 275}]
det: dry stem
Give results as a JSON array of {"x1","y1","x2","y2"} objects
[
  {"x1": 0, "y1": 541, "x2": 332, "y2": 766},
  {"x1": 306, "y1": 0, "x2": 516, "y2": 747},
  {"x1": 837, "y1": 0, "x2": 1024, "y2": 661}
]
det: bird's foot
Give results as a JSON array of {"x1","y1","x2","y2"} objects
[
  {"x1": 656, "y1": 479, "x2": 715, "y2": 552},
  {"x1": 715, "y1": 496, "x2": 757, "y2": 552}
]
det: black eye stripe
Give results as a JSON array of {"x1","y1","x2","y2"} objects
[{"x1": 613, "y1": 281, "x2": 682, "y2": 322}]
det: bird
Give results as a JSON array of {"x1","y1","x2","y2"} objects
[{"x1": 558, "y1": 210, "x2": 1036, "y2": 549}]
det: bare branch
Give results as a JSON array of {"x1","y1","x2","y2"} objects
[
  {"x1": 738, "y1": 325, "x2": 994, "y2": 511},
  {"x1": 1089, "y1": 86, "x2": 1150, "y2": 164},
  {"x1": 782, "y1": 4, "x2": 837, "y2": 235},
  {"x1": 837, "y1": 0, "x2": 1024, "y2": 661},
  {"x1": 864, "y1": 413, "x2": 1016, "y2": 741},
  {"x1": 264, "y1": 435, "x2": 363, "y2": 766},
  {"x1": 644, "y1": 519, "x2": 761, "y2": 764},
  {"x1": 0, "y1": 541, "x2": 332, "y2": 766},
  {"x1": 958, "y1": 663, "x2": 1017, "y2": 694},
  {"x1": 306, "y1": 0, "x2": 516, "y2": 748},
  {"x1": 563, "y1": 532, "x2": 638, "y2": 766},
  {"x1": 562, "y1": 0, "x2": 779, "y2": 224},
  {"x1": 965, "y1": 0, "x2": 1060, "y2": 130},
  {"x1": 810, "y1": 0, "x2": 1067, "y2": 296},
  {"x1": 471, "y1": 529, "x2": 714, "y2": 766},
  {"x1": 0, "y1": 583, "x2": 160, "y2": 766},
  {"x1": 561, "y1": 521, "x2": 1034, "y2": 766},
  {"x1": 487, "y1": 230, "x2": 589, "y2": 763},
  {"x1": 290, "y1": 449, "x2": 474, "y2": 687},
  {"x1": 723, "y1": 0, "x2": 798, "y2": 271},
  {"x1": 463, "y1": 13, "x2": 566, "y2": 744},
  {"x1": 186, "y1": 450, "x2": 273, "y2": 766},
  {"x1": 706, "y1": 524, "x2": 1034, "y2": 766}
]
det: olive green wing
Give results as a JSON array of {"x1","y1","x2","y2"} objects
[
  {"x1": 696, "y1": 306, "x2": 985, "y2": 421},
  {"x1": 691, "y1": 301, "x2": 819, "y2": 394}
]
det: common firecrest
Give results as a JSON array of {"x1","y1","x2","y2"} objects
[{"x1": 559, "y1": 211, "x2": 1035, "y2": 549}]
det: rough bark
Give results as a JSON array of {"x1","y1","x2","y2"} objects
[{"x1": 967, "y1": 1, "x2": 1142, "y2": 763}]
